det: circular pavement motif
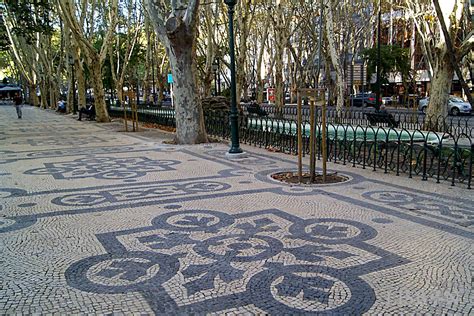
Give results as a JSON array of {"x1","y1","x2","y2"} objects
[
  {"x1": 86, "y1": 258, "x2": 162, "y2": 287},
  {"x1": 152, "y1": 210, "x2": 234, "y2": 232},
  {"x1": 270, "y1": 272, "x2": 351, "y2": 312},
  {"x1": 194, "y1": 235, "x2": 283, "y2": 262},
  {"x1": 0, "y1": 188, "x2": 27, "y2": 198},
  {"x1": 362, "y1": 191, "x2": 417, "y2": 204},
  {"x1": 248, "y1": 265, "x2": 375, "y2": 315},
  {"x1": 25, "y1": 167, "x2": 72, "y2": 175},
  {"x1": 99, "y1": 170, "x2": 143, "y2": 179},
  {"x1": 0, "y1": 216, "x2": 37, "y2": 233},
  {"x1": 65, "y1": 251, "x2": 179, "y2": 294},
  {"x1": 52, "y1": 193, "x2": 108, "y2": 206},
  {"x1": 181, "y1": 181, "x2": 230, "y2": 193},
  {"x1": 290, "y1": 218, "x2": 377, "y2": 244}
]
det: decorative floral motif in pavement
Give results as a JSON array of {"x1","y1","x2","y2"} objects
[
  {"x1": 362, "y1": 190, "x2": 474, "y2": 227},
  {"x1": 51, "y1": 181, "x2": 231, "y2": 207},
  {"x1": 66, "y1": 209, "x2": 408, "y2": 314},
  {"x1": 25, "y1": 156, "x2": 179, "y2": 180}
]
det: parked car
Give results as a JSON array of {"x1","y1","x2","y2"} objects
[
  {"x1": 349, "y1": 93, "x2": 381, "y2": 107},
  {"x1": 418, "y1": 96, "x2": 472, "y2": 116}
]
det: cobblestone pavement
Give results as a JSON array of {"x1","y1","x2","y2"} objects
[{"x1": 1, "y1": 104, "x2": 473, "y2": 315}]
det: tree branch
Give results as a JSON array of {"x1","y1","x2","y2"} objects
[
  {"x1": 184, "y1": 0, "x2": 200, "y2": 28},
  {"x1": 144, "y1": 0, "x2": 168, "y2": 39}
]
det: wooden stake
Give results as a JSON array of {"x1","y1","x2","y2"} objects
[
  {"x1": 309, "y1": 97, "x2": 316, "y2": 182},
  {"x1": 322, "y1": 90, "x2": 327, "y2": 182},
  {"x1": 123, "y1": 97, "x2": 128, "y2": 132}
]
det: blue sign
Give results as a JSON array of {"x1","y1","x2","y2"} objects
[{"x1": 167, "y1": 74, "x2": 173, "y2": 84}]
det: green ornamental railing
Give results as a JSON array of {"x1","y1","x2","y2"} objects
[{"x1": 108, "y1": 104, "x2": 473, "y2": 188}]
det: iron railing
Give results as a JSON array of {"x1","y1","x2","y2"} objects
[
  {"x1": 108, "y1": 104, "x2": 473, "y2": 188},
  {"x1": 240, "y1": 103, "x2": 474, "y2": 139}
]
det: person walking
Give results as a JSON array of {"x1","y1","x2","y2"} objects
[{"x1": 13, "y1": 92, "x2": 23, "y2": 119}]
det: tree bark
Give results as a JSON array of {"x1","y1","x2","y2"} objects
[
  {"x1": 255, "y1": 20, "x2": 270, "y2": 104},
  {"x1": 324, "y1": 0, "x2": 345, "y2": 112},
  {"x1": 145, "y1": 0, "x2": 208, "y2": 144},
  {"x1": 166, "y1": 17, "x2": 207, "y2": 143},
  {"x1": 89, "y1": 60, "x2": 110, "y2": 122},
  {"x1": 426, "y1": 50, "x2": 452, "y2": 120}
]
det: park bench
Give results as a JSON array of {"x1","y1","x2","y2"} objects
[
  {"x1": 78, "y1": 104, "x2": 96, "y2": 121},
  {"x1": 246, "y1": 103, "x2": 267, "y2": 117},
  {"x1": 365, "y1": 112, "x2": 399, "y2": 128}
]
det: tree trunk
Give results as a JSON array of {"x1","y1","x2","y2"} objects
[
  {"x1": 273, "y1": 11, "x2": 286, "y2": 110},
  {"x1": 39, "y1": 80, "x2": 48, "y2": 109},
  {"x1": 324, "y1": 0, "x2": 345, "y2": 112},
  {"x1": 89, "y1": 60, "x2": 110, "y2": 122},
  {"x1": 50, "y1": 79, "x2": 58, "y2": 110},
  {"x1": 116, "y1": 78, "x2": 124, "y2": 105},
  {"x1": 426, "y1": 51, "x2": 452, "y2": 122},
  {"x1": 30, "y1": 83, "x2": 40, "y2": 106},
  {"x1": 275, "y1": 51, "x2": 284, "y2": 109},
  {"x1": 168, "y1": 43, "x2": 208, "y2": 143},
  {"x1": 145, "y1": 0, "x2": 206, "y2": 144},
  {"x1": 67, "y1": 68, "x2": 74, "y2": 113},
  {"x1": 76, "y1": 60, "x2": 86, "y2": 109}
]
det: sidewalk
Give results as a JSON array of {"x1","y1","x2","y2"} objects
[{"x1": 0, "y1": 105, "x2": 472, "y2": 314}]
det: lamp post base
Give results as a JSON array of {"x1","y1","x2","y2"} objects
[{"x1": 225, "y1": 151, "x2": 247, "y2": 159}]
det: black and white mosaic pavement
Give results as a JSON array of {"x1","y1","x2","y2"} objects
[{"x1": 0, "y1": 105, "x2": 472, "y2": 314}]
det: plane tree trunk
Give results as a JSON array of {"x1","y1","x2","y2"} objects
[{"x1": 145, "y1": 0, "x2": 208, "y2": 144}]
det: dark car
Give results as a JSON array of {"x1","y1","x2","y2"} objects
[{"x1": 349, "y1": 93, "x2": 381, "y2": 107}]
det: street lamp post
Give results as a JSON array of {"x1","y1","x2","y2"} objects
[
  {"x1": 69, "y1": 56, "x2": 78, "y2": 114},
  {"x1": 224, "y1": 0, "x2": 242, "y2": 154}
]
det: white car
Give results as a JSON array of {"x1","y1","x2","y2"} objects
[
  {"x1": 418, "y1": 96, "x2": 472, "y2": 116},
  {"x1": 382, "y1": 96, "x2": 393, "y2": 105}
]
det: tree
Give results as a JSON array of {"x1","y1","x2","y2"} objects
[
  {"x1": 57, "y1": 0, "x2": 119, "y2": 122},
  {"x1": 362, "y1": 44, "x2": 412, "y2": 92},
  {"x1": 324, "y1": 0, "x2": 346, "y2": 112},
  {"x1": 108, "y1": 0, "x2": 143, "y2": 106},
  {"x1": 403, "y1": 0, "x2": 473, "y2": 122},
  {"x1": 2, "y1": 0, "x2": 56, "y2": 107},
  {"x1": 145, "y1": 0, "x2": 207, "y2": 144}
]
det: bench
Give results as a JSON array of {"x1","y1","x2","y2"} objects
[
  {"x1": 365, "y1": 112, "x2": 399, "y2": 128},
  {"x1": 246, "y1": 103, "x2": 267, "y2": 117},
  {"x1": 78, "y1": 104, "x2": 96, "y2": 121}
]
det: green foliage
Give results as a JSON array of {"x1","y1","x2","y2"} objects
[
  {"x1": 0, "y1": 50, "x2": 12, "y2": 68},
  {"x1": 0, "y1": 22, "x2": 10, "y2": 51},
  {"x1": 4, "y1": 0, "x2": 54, "y2": 44},
  {"x1": 101, "y1": 32, "x2": 146, "y2": 89},
  {"x1": 362, "y1": 45, "x2": 411, "y2": 85}
]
